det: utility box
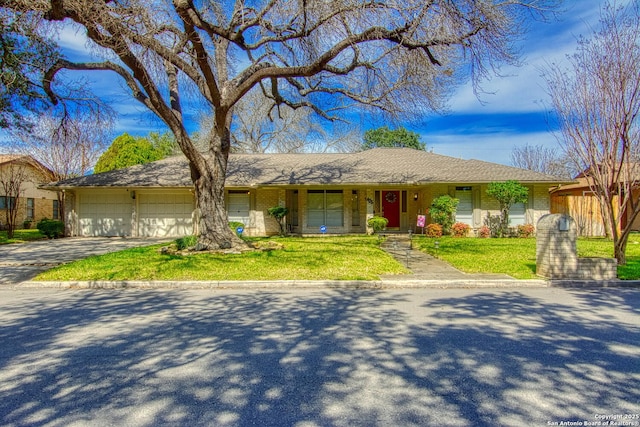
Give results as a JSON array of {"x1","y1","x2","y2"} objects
[{"x1": 536, "y1": 214, "x2": 617, "y2": 280}]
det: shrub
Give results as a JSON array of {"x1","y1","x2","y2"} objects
[
  {"x1": 429, "y1": 195, "x2": 459, "y2": 234},
  {"x1": 23, "y1": 220, "x2": 32, "y2": 229},
  {"x1": 451, "y1": 222, "x2": 470, "y2": 237},
  {"x1": 517, "y1": 223, "x2": 535, "y2": 238},
  {"x1": 478, "y1": 225, "x2": 491, "y2": 238},
  {"x1": 426, "y1": 223, "x2": 443, "y2": 238},
  {"x1": 36, "y1": 218, "x2": 64, "y2": 239},
  {"x1": 267, "y1": 206, "x2": 288, "y2": 236},
  {"x1": 175, "y1": 235, "x2": 198, "y2": 250},
  {"x1": 367, "y1": 216, "x2": 388, "y2": 234}
]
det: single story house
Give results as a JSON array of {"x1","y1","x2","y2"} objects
[
  {"x1": 45, "y1": 148, "x2": 568, "y2": 238},
  {"x1": 1, "y1": 154, "x2": 59, "y2": 228}
]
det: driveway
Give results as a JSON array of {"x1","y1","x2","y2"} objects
[
  {"x1": 0, "y1": 237, "x2": 168, "y2": 284},
  {"x1": 0, "y1": 287, "x2": 637, "y2": 426}
]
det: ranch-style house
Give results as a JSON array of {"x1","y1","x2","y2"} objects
[{"x1": 44, "y1": 148, "x2": 568, "y2": 237}]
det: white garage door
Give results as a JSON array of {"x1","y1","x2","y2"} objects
[
  {"x1": 79, "y1": 193, "x2": 132, "y2": 236},
  {"x1": 138, "y1": 193, "x2": 194, "y2": 237}
]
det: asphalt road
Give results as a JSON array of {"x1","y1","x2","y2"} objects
[{"x1": 0, "y1": 287, "x2": 638, "y2": 427}]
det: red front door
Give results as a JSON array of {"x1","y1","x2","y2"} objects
[{"x1": 382, "y1": 191, "x2": 400, "y2": 228}]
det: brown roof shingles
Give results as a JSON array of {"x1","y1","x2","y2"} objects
[{"x1": 47, "y1": 148, "x2": 567, "y2": 189}]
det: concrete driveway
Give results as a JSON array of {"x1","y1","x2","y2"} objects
[
  {"x1": 0, "y1": 237, "x2": 168, "y2": 284},
  {"x1": 0, "y1": 287, "x2": 637, "y2": 426}
]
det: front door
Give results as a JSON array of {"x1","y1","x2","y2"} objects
[{"x1": 382, "y1": 191, "x2": 400, "y2": 228}]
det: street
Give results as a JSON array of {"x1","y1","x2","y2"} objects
[{"x1": 0, "y1": 287, "x2": 638, "y2": 426}]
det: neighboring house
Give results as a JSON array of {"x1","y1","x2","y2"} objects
[
  {"x1": 44, "y1": 148, "x2": 567, "y2": 238},
  {"x1": 550, "y1": 175, "x2": 640, "y2": 237},
  {"x1": 0, "y1": 154, "x2": 59, "y2": 228}
]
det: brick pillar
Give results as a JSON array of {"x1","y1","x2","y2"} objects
[{"x1": 536, "y1": 214, "x2": 577, "y2": 279}]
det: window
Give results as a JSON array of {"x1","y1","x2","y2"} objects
[
  {"x1": 26, "y1": 198, "x2": 34, "y2": 219},
  {"x1": 227, "y1": 190, "x2": 250, "y2": 225},
  {"x1": 455, "y1": 187, "x2": 473, "y2": 226},
  {"x1": 0, "y1": 196, "x2": 15, "y2": 210},
  {"x1": 510, "y1": 202, "x2": 526, "y2": 226},
  {"x1": 53, "y1": 200, "x2": 60, "y2": 220},
  {"x1": 308, "y1": 190, "x2": 343, "y2": 227}
]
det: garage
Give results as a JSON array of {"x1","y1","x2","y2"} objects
[
  {"x1": 78, "y1": 192, "x2": 132, "y2": 237},
  {"x1": 137, "y1": 192, "x2": 194, "y2": 237}
]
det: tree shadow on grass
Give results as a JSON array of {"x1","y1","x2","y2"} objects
[{"x1": 0, "y1": 288, "x2": 637, "y2": 426}]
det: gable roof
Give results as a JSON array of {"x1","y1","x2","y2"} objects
[
  {"x1": 46, "y1": 148, "x2": 569, "y2": 189},
  {"x1": 1, "y1": 154, "x2": 53, "y2": 176}
]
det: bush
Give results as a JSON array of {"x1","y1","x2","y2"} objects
[
  {"x1": 478, "y1": 225, "x2": 491, "y2": 238},
  {"x1": 517, "y1": 223, "x2": 535, "y2": 238},
  {"x1": 267, "y1": 206, "x2": 288, "y2": 236},
  {"x1": 175, "y1": 235, "x2": 198, "y2": 250},
  {"x1": 23, "y1": 220, "x2": 32, "y2": 229},
  {"x1": 429, "y1": 195, "x2": 459, "y2": 234},
  {"x1": 426, "y1": 223, "x2": 443, "y2": 238},
  {"x1": 367, "y1": 216, "x2": 388, "y2": 234},
  {"x1": 451, "y1": 222, "x2": 470, "y2": 237},
  {"x1": 36, "y1": 218, "x2": 64, "y2": 239}
]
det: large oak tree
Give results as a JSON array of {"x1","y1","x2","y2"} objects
[{"x1": 3, "y1": 0, "x2": 558, "y2": 250}]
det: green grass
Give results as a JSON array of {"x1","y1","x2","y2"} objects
[
  {"x1": 0, "y1": 229, "x2": 45, "y2": 245},
  {"x1": 35, "y1": 235, "x2": 408, "y2": 281},
  {"x1": 414, "y1": 233, "x2": 640, "y2": 280}
]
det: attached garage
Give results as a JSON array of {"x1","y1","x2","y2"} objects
[
  {"x1": 137, "y1": 192, "x2": 194, "y2": 237},
  {"x1": 78, "y1": 191, "x2": 132, "y2": 237}
]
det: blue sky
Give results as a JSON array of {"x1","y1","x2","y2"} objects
[{"x1": 52, "y1": 0, "x2": 611, "y2": 166}]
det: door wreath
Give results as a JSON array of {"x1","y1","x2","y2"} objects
[{"x1": 385, "y1": 192, "x2": 397, "y2": 203}]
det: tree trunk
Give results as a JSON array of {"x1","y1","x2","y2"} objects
[
  {"x1": 614, "y1": 236, "x2": 627, "y2": 265},
  {"x1": 187, "y1": 131, "x2": 245, "y2": 251}
]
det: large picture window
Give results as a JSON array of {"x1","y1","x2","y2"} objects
[{"x1": 308, "y1": 190, "x2": 343, "y2": 227}]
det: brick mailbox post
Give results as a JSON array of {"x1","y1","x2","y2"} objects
[{"x1": 536, "y1": 214, "x2": 617, "y2": 280}]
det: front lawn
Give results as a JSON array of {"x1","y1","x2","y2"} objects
[
  {"x1": 0, "y1": 229, "x2": 45, "y2": 245},
  {"x1": 413, "y1": 234, "x2": 640, "y2": 280},
  {"x1": 35, "y1": 235, "x2": 408, "y2": 281}
]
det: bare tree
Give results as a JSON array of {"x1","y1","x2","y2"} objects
[
  {"x1": 510, "y1": 143, "x2": 573, "y2": 178},
  {"x1": 0, "y1": 154, "x2": 28, "y2": 238},
  {"x1": 3, "y1": 0, "x2": 558, "y2": 250},
  {"x1": 12, "y1": 113, "x2": 113, "y2": 221},
  {"x1": 544, "y1": 1, "x2": 640, "y2": 264}
]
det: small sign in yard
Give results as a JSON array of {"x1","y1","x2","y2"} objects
[
  {"x1": 236, "y1": 226, "x2": 244, "y2": 235},
  {"x1": 320, "y1": 225, "x2": 327, "y2": 234}
]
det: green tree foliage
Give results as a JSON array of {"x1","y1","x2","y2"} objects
[
  {"x1": 94, "y1": 132, "x2": 177, "y2": 173},
  {"x1": 362, "y1": 126, "x2": 425, "y2": 150},
  {"x1": 486, "y1": 180, "x2": 529, "y2": 237},
  {"x1": 429, "y1": 195, "x2": 459, "y2": 234}
]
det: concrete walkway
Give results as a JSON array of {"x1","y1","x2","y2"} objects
[{"x1": 378, "y1": 234, "x2": 526, "y2": 286}]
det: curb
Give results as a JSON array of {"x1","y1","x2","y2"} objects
[{"x1": 13, "y1": 279, "x2": 640, "y2": 290}]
